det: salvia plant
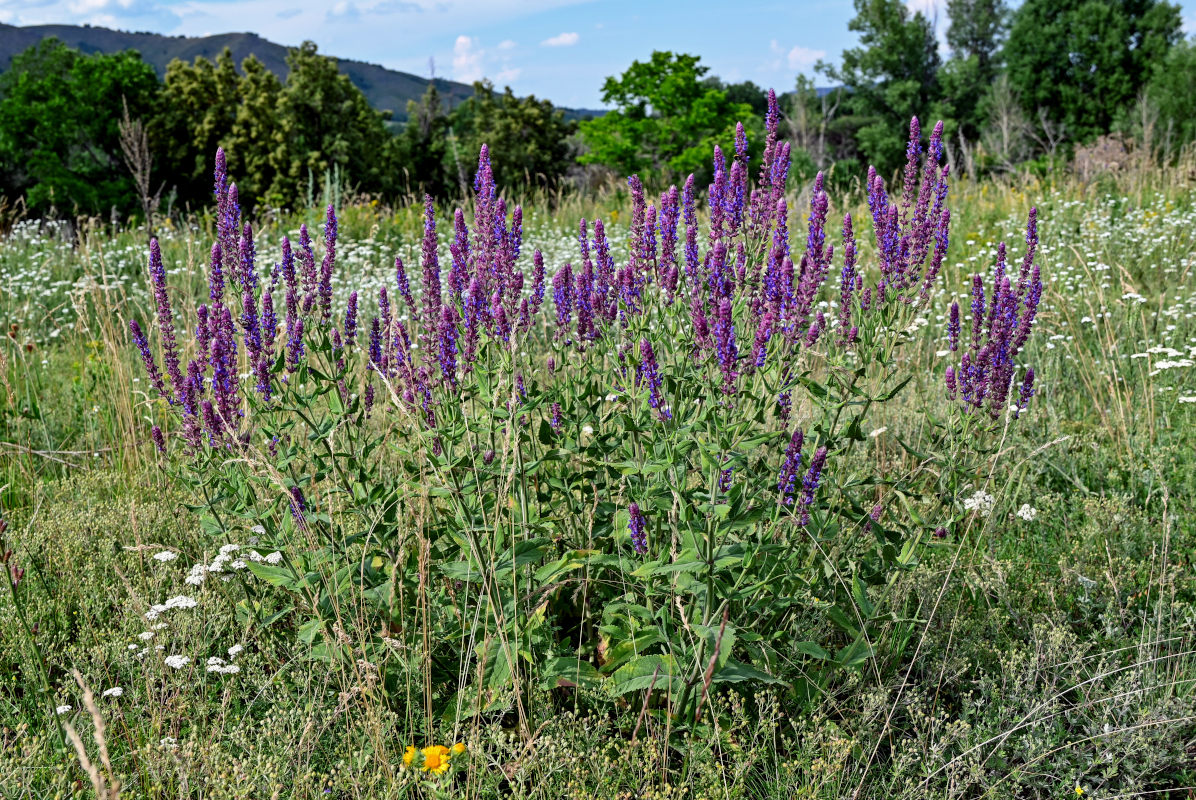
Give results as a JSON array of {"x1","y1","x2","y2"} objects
[{"x1": 130, "y1": 94, "x2": 1044, "y2": 730}]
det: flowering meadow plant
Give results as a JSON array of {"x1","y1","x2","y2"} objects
[{"x1": 130, "y1": 92, "x2": 1043, "y2": 726}]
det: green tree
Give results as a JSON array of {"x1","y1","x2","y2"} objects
[
  {"x1": 938, "y1": 0, "x2": 1008, "y2": 143},
  {"x1": 1144, "y1": 38, "x2": 1196, "y2": 155},
  {"x1": 579, "y1": 51, "x2": 755, "y2": 183},
  {"x1": 703, "y1": 78, "x2": 769, "y2": 117},
  {"x1": 818, "y1": 0, "x2": 942, "y2": 174},
  {"x1": 392, "y1": 83, "x2": 455, "y2": 198},
  {"x1": 452, "y1": 80, "x2": 575, "y2": 191},
  {"x1": 0, "y1": 39, "x2": 160, "y2": 216},
  {"x1": 946, "y1": 0, "x2": 1007, "y2": 71},
  {"x1": 153, "y1": 48, "x2": 243, "y2": 208},
  {"x1": 1005, "y1": 0, "x2": 1182, "y2": 143},
  {"x1": 268, "y1": 41, "x2": 395, "y2": 206}
]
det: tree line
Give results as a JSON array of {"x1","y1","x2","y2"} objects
[{"x1": 0, "y1": 0, "x2": 1192, "y2": 220}]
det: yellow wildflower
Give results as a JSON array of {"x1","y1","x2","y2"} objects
[
  {"x1": 421, "y1": 745, "x2": 451, "y2": 775},
  {"x1": 1075, "y1": 785, "x2": 1085, "y2": 797},
  {"x1": 451, "y1": 742, "x2": 466, "y2": 755},
  {"x1": 402, "y1": 746, "x2": 416, "y2": 769}
]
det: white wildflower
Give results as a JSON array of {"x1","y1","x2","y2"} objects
[
  {"x1": 164, "y1": 595, "x2": 197, "y2": 610},
  {"x1": 56, "y1": 705, "x2": 72, "y2": 715},
  {"x1": 138, "y1": 631, "x2": 155, "y2": 641},
  {"x1": 101, "y1": 687, "x2": 123, "y2": 699},
  {"x1": 963, "y1": 489, "x2": 995, "y2": 514},
  {"x1": 164, "y1": 655, "x2": 190, "y2": 670},
  {"x1": 227, "y1": 644, "x2": 244, "y2": 658},
  {"x1": 152, "y1": 551, "x2": 178, "y2": 562},
  {"x1": 185, "y1": 563, "x2": 207, "y2": 585},
  {"x1": 264, "y1": 551, "x2": 283, "y2": 565},
  {"x1": 1017, "y1": 503, "x2": 1038, "y2": 521},
  {"x1": 218, "y1": 543, "x2": 240, "y2": 556}
]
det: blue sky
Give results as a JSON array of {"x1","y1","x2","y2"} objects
[{"x1": 1, "y1": 0, "x2": 1194, "y2": 109}]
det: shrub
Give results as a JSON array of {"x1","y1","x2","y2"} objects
[{"x1": 129, "y1": 95, "x2": 1044, "y2": 730}]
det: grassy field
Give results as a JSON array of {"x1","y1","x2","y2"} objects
[{"x1": 1, "y1": 159, "x2": 1195, "y2": 799}]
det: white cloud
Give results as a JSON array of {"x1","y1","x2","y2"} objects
[
  {"x1": 786, "y1": 45, "x2": 825, "y2": 71},
  {"x1": 498, "y1": 39, "x2": 517, "y2": 50},
  {"x1": 541, "y1": 31, "x2": 579, "y2": 47},
  {"x1": 326, "y1": 1, "x2": 359, "y2": 20},
  {"x1": 769, "y1": 40, "x2": 825, "y2": 73},
  {"x1": 452, "y1": 34, "x2": 484, "y2": 82},
  {"x1": 495, "y1": 66, "x2": 522, "y2": 82}
]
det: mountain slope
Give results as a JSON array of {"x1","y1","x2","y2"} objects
[{"x1": 0, "y1": 23, "x2": 595, "y2": 123}]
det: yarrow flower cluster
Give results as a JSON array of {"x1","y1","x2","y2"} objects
[{"x1": 963, "y1": 489, "x2": 996, "y2": 514}]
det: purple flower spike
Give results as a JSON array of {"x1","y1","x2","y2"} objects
[
  {"x1": 638, "y1": 337, "x2": 670, "y2": 421},
  {"x1": 151, "y1": 425, "x2": 166, "y2": 454},
  {"x1": 714, "y1": 296, "x2": 738, "y2": 394},
  {"x1": 550, "y1": 402, "x2": 563, "y2": 433},
  {"x1": 261, "y1": 289, "x2": 277, "y2": 356},
  {"x1": 148, "y1": 239, "x2": 183, "y2": 404},
  {"x1": 530, "y1": 250, "x2": 546, "y2": 316},
  {"x1": 778, "y1": 428, "x2": 805, "y2": 505},
  {"x1": 628, "y1": 502, "x2": 648, "y2": 555},
  {"x1": 1015, "y1": 368, "x2": 1035, "y2": 417},
  {"x1": 298, "y1": 223, "x2": 317, "y2": 306},
  {"x1": 799, "y1": 446, "x2": 828, "y2": 526},
  {"x1": 286, "y1": 317, "x2": 304, "y2": 374},
  {"x1": 436, "y1": 305, "x2": 459, "y2": 389},
  {"x1": 130, "y1": 319, "x2": 166, "y2": 400},
  {"x1": 969, "y1": 274, "x2": 985, "y2": 352},
  {"x1": 344, "y1": 291, "x2": 358, "y2": 347},
  {"x1": 319, "y1": 204, "x2": 337, "y2": 319},
  {"x1": 208, "y1": 242, "x2": 224, "y2": 303},
  {"x1": 289, "y1": 486, "x2": 306, "y2": 528},
  {"x1": 420, "y1": 195, "x2": 441, "y2": 353},
  {"x1": 552, "y1": 263, "x2": 574, "y2": 336},
  {"x1": 948, "y1": 301, "x2": 960, "y2": 352}
]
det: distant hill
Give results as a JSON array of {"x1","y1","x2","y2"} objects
[{"x1": 0, "y1": 23, "x2": 602, "y2": 124}]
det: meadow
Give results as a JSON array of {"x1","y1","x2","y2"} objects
[{"x1": 1, "y1": 113, "x2": 1195, "y2": 800}]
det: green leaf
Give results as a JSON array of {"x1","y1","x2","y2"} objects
[
  {"x1": 246, "y1": 561, "x2": 302, "y2": 591},
  {"x1": 610, "y1": 654, "x2": 680, "y2": 695},
  {"x1": 539, "y1": 657, "x2": 602, "y2": 689},
  {"x1": 710, "y1": 658, "x2": 786, "y2": 685},
  {"x1": 792, "y1": 641, "x2": 832, "y2": 661}
]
